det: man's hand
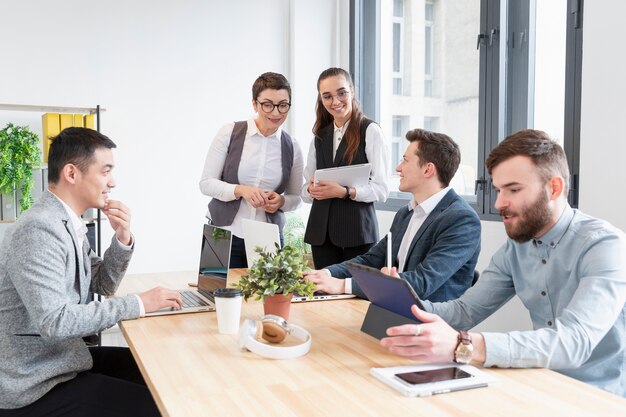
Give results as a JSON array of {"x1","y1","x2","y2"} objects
[
  {"x1": 380, "y1": 305, "x2": 459, "y2": 362},
  {"x1": 264, "y1": 191, "x2": 285, "y2": 214},
  {"x1": 139, "y1": 287, "x2": 183, "y2": 313},
  {"x1": 308, "y1": 180, "x2": 346, "y2": 200},
  {"x1": 380, "y1": 266, "x2": 400, "y2": 277},
  {"x1": 303, "y1": 269, "x2": 345, "y2": 294},
  {"x1": 103, "y1": 199, "x2": 132, "y2": 246},
  {"x1": 235, "y1": 185, "x2": 268, "y2": 208}
]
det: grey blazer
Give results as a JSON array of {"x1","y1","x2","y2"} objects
[{"x1": 0, "y1": 192, "x2": 140, "y2": 409}]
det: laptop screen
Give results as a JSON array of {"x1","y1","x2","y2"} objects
[{"x1": 197, "y1": 224, "x2": 232, "y2": 295}]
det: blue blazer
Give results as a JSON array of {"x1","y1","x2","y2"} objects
[{"x1": 327, "y1": 189, "x2": 481, "y2": 302}]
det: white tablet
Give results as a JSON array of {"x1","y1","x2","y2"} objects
[
  {"x1": 313, "y1": 163, "x2": 371, "y2": 187},
  {"x1": 370, "y1": 363, "x2": 496, "y2": 397},
  {"x1": 241, "y1": 219, "x2": 280, "y2": 266}
]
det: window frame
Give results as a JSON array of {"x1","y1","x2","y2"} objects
[{"x1": 351, "y1": 0, "x2": 583, "y2": 218}]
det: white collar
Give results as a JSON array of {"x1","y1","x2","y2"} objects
[
  {"x1": 248, "y1": 118, "x2": 282, "y2": 140},
  {"x1": 334, "y1": 120, "x2": 350, "y2": 136},
  {"x1": 49, "y1": 190, "x2": 88, "y2": 237},
  {"x1": 408, "y1": 187, "x2": 451, "y2": 216}
]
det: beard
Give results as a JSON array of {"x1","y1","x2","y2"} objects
[{"x1": 501, "y1": 190, "x2": 552, "y2": 243}]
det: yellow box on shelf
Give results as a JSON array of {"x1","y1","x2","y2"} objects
[
  {"x1": 84, "y1": 114, "x2": 95, "y2": 129},
  {"x1": 41, "y1": 113, "x2": 60, "y2": 163},
  {"x1": 73, "y1": 113, "x2": 84, "y2": 127},
  {"x1": 59, "y1": 113, "x2": 73, "y2": 131}
]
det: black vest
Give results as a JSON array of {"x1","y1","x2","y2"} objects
[
  {"x1": 207, "y1": 121, "x2": 294, "y2": 232},
  {"x1": 304, "y1": 118, "x2": 379, "y2": 247}
]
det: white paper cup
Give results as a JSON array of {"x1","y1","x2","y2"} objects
[{"x1": 214, "y1": 288, "x2": 243, "y2": 334}]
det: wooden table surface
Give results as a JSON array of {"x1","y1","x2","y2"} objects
[{"x1": 116, "y1": 270, "x2": 626, "y2": 417}]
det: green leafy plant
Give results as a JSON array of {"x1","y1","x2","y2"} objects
[
  {"x1": 283, "y1": 212, "x2": 311, "y2": 254},
  {"x1": 237, "y1": 243, "x2": 315, "y2": 302},
  {"x1": 0, "y1": 123, "x2": 42, "y2": 212}
]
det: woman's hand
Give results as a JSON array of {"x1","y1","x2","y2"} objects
[
  {"x1": 264, "y1": 191, "x2": 285, "y2": 213},
  {"x1": 308, "y1": 180, "x2": 346, "y2": 200},
  {"x1": 235, "y1": 185, "x2": 268, "y2": 208}
]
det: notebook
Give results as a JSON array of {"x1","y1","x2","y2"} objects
[{"x1": 144, "y1": 224, "x2": 232, "y2": 316}]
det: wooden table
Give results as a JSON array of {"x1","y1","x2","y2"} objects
[{"x1": 117, "y1": 271, "x2": 626, "y2": 417}]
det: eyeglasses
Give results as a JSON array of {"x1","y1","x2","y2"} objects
[
  {"x1": 321, "y1": 89, "x2": 351, "y2": 103},
  {"x1": 256, "y1": 100, "x2": 291, "y2": 114}
]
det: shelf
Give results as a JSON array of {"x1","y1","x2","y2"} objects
[{"x1": 0, "y1": 103, "x2": 106, "y2": 114}]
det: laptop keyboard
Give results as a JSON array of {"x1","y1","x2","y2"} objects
[{"x1": 179, "y1": 290, "x2": 210, "y2": 308}]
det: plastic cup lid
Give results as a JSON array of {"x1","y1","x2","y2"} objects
[{"x1": 214, "y1": 288, "x2": 243, "y2": 298}]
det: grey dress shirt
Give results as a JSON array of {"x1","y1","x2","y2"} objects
[{"x1": 425, "y1": 205, "x2": 626, "y2": 397}]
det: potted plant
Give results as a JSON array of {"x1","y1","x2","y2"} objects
[
  {"x1": 237, "y1": 243, "x2": 315, "y2": 320},
  {"x1": 0, "y1": 123, "x2": 42, "y2": 214},
  {"x1": 283, "y1": 212, "x2": 314, "y2": 268}
]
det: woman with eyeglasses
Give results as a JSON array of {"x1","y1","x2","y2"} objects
[
  {"x1": 302, "y1": 67, "x2": 389, "y2": 269},
  {"x1": 199, "y1": 72, "x2": 303, "y2": 268}
]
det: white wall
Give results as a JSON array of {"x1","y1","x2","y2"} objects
[
  {"x1": 0, "y1": 0, "x2": 343, "y2": 273},
  {"x1": 578, "y1": 1, "x2": 626, "y2": 226}
]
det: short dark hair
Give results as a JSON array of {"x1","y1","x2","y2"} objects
[
  {"x1": 485, "y1": 129, "x2": 569, "y2": 195},
  {"x1": 405, "y1": 129, "x2": 461, "y2": 187},
  {"x1": 251, "y1": 72, "x2": 291, "y2": 101},
  {"x1": 48, "y1": 127, "x2": 116, "y2": 184}
]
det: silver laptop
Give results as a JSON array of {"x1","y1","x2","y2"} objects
[{"x1": 145, "y1": 224, "x2": 232, "y2": 316}]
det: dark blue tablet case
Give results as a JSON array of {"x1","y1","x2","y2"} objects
[{"x1": 346, "y1": 262, "x2": 423, "y2": 339}]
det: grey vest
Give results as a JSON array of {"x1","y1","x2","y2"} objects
[{"x1": 208, "y1": 121, "x2": 294, "y2": 233}]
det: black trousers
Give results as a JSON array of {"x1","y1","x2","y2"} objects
[
  {"x1": 0, "y1": 347, "x2": 160, "y2": 417},
  {"x1": 311, "y1": 233, "x2": 374, "y2": 269}
]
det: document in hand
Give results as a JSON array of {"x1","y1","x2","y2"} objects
[
  {"x1": 313, "y1": 163, "x2": 371, "y2": 187},
  {"x1": 370, "y1": 363, "x2": 496, "y2": 397}
]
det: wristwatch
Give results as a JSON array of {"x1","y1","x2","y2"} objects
[
  {"x1": 454, "y1": 331, "x2": 473, "y2": 364},
  {"x1": 343, "y1": 186, "x2": 351, "y2": 200}
]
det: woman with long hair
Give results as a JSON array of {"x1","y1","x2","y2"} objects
[{"x1": 302, "y1": 67, "x2": 389, "y2": 268}]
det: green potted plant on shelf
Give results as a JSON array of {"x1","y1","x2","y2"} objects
[
  {"x1": 0, "y1": 123, "x2": 42, "y2": 214},
  {"x1": 237, "y1": 243, "x2": 315, "y2": 320}
]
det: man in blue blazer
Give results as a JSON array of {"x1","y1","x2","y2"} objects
[
  {"x1": 0, "y1": 128, "x2": 182, "y2": 415},
  {"x1": 304, "y1": 129, "x2": 481, "y2": 302}
]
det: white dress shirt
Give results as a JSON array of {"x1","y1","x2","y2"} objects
[
  {"x1": 302, "y1": 122, "x2": 390, "y2": 203},
  {"x1": 396, "y1": 187, "x2": 451, "y2": 272},
  {"x1": 199, "y1": 118, "x2": 304, "y2": 238}
]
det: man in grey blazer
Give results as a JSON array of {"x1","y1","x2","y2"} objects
[
  {"x1": 0, "y1": 128, "x2": 182, "y2": 415},
  {"x1": 304, "y1": 129, "x2": 481, "y2": 302}
]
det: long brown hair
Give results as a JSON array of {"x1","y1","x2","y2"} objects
[{"x1": 313, "y1": 68, "x2": 365, "y2": 165}]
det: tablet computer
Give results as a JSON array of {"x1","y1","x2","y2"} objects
[
  {"x1": 313, "y1": 163, "x2": 371, "y2": 187},
  {"x1": 370, "y1": 364, "x2": 496, "y2": 397},
  {"x1": 346, "y1": 262, "x2": 425, "y2": 320}
]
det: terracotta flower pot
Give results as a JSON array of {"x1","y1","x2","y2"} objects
[{"x1": 263, "y1": 293, "x2": 293, "y2": 320}]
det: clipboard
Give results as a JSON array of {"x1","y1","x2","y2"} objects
[{"x1": 313, "y1": 163, "x2": 371, "y2": 187}]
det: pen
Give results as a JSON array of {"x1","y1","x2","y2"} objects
[
  {"x1": 386, "y1": 232, "x2": 392, "y2": 272},
  {"x1": 431, "y1": 382, "x2": 489, "y2": 395}
]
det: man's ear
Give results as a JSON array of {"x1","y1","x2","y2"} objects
[
  {"x1": 423, "y1": 162, "x2": 437, "y2": 179},
  {"x1": 548, "y1": 176, "x2": 565, "y2": 200},
  {"x1": 61, "y1": 164, "x2": 79, "y2": 184}
]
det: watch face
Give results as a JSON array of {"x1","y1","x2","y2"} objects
[{"x1": 455, "y1": 344, "x2": 473, "y2": 364}]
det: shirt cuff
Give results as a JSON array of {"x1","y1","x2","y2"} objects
[
  {"x1": 482, "y1": 332, "x2": 511, "y2": 368},
  {"x1": 344, "y1": 278, "x2": 352, "y2": 294},
  {"x1": 134, "y1": 294, "x2": 146, "y2": 317},
  {"x1": 116, "y1": 233, "x2": 134, "y2": 250}
]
